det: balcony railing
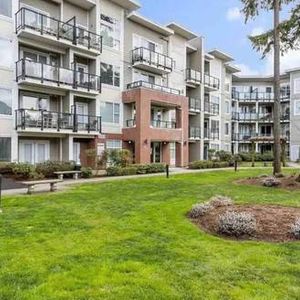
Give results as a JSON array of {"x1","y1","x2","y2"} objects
[
  {"x1": 127, "y1": 80, "x2": 181, "y2": 95},
  {"x1": 15, "y1": 109, "x2": 101, "y2": 133},
  {"x1": 189, "y1": 127, "x2": 201, "y2": 139},
  {"x1": 189, "y1": 97, "x2": 201, "y2": 112},
  {"x1": 132, "y1": 47, "x2": 173, "y2": 72},
  {"x1": 15, "y1": 8, "x2": 102, "y2": 53},
  {"x1": 151, "y1": 119, "x2": 176, "y2": 129},
  {"x1": 126, "y1": 119, "x2": 136, "y2": 127},
  {"x1": 186, "y1": 69, "x2": 201, "y2": 84},
  {"x1": 16, "y1": 59, "x2": 101, "y2": 93},
  {"x1": 232, "y1": 91, "x2": 290, "y2": 102},
  {"x1": 204, "y1": 128, "x2": 219, "y2": 140},
  {"x1": 204, "y1": 102, "x2": 219, "y2": 115},
  {"x1": 204, "y1": 73, "x2": 220, "y2": 90},
  {"x1": 232, "y1": 133, "x2": 256, "y2": 141}
]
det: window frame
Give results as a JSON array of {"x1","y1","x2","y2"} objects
[
  {"x1": 101, "y1": 101, "x2": 120, "y2": 124},
  {"x1": 0, "y1": 0, "x2": 12, "y2": 18},
  {"x1": 101, "y1": 62, "x2": 120, "y2": 87},
  {"x1": 294, "y1": 100, "x2": 300, "y2": 116},
  {"x1": 0, "y1": 86, "x2": 12, "y2": 116},
  {"x1": 0, "y1": 137, "x2": 11, "y2": 161}
]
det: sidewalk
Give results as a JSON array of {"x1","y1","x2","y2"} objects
[{"x1": 2, "y1": 166, "x2": 294, "y2": 196}]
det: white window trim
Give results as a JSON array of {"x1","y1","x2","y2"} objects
[
  {"x1": 294, "y1": 78, "x2": 300, "y2": 94},
  {"x1": 19, "y1": 140, "x2": 50, "y2": 164},
  {"x1": 101, "y1": 62, "x2": 120, "y2": 89},
  {"x1": 101, "y1": 101, "x2": 121, "y2": 125},
  {"x1": 0, "y1": 85, "x2": 12, "y2": 117},
  {"x1": 294, "y1": 100, "x2": 300, "y2": 116}
]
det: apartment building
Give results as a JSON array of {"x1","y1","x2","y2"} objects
[
  {"x1": 232, "y1": 70, "x2": 300, "y2": 161},
  {"x1": 0, "y1": 0, "x2": 239, "y2": 167}
]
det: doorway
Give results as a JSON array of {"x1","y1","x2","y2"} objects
[{"x1": 151, "y1": 142, "x2": 161, "y2": 163}]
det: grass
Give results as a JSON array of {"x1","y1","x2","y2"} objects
[{"x1": 0, "y1": 169, "x2": 300, "y2": 299}]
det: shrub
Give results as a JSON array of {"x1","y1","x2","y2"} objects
[
  {"x1": 209, "y1": 195, "x2": 233, "y2": 208},
  {"x1": 146, "y1": 163, "x2": 166, "y2": 173},
  {"x1": 215, "y1": 150, "x2": 233, "y2": 162},
  {"x1": 36, "y1": 161, "x2": 74, "y2": 178},
  {"x1": 259, "y1": 151, "x2": 274, "y2": 162},
  {"x1": 81, "y1": 167, "x2": 93, "y2": 178},
  {"x1": 239, "y1": 152, "x2": 253, "y2": 162},
  {"x1": 0, "y1": 162, "x2": 14, "y2": 175},
  {"x1": 12, "y1": 163, "x2": 35, "y2": 179},
  {"x1": 188, "y1": 160, "x2": 229, "y2": 169},
  {"x1": 261, "y1": 177, "x2": 281, "y2": 187},
  {"x1": 106, "y1": 166, "x2": 138, "y2": 176},
  {"x1": 218, "y1": 211, "x2": 256, "y2": 237},
  {"x1": 106, "y1": 163, "x2": 165, "y2": 177},
  {"x1": 291, "y1": 218, "x2": 300, "y2": 239},
  {"x1": 189, "y1": 203, "x2": 213, "y2": 218}
]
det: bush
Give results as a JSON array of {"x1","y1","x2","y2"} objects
[
  {"x1": 261, "y1": 177, "x2": 281, "y2": 187},
  {"x1": 259, "y1": 151, "x2": 274, "y2": 162},
  {"x1": 11, "y1": 163, "x2": 44, "y2": 180},
  {"x1": 36, "y1": 161, "x2": 74, "y2": 178},
  {"x1": 215, "y1": 151, "x2": 233, "y2": 162},
  {"x1": 81, "y1": 167, "x2": 93, "y2": 178},
  {"x1": 239, "y1": 152, "x2": 253, "y2": 162},
  {"x1": 106, "y1": 163, "x2": 165, "y2": 177},
  {"x1": 209, "y1": 195, "x2": 233, "y2": 208},
  {"x1": 218, "y1": 211, "x2": 256, "y2": 237},
  {"x1": 291, "y1": 218, "x2": 300, "y2": 239},
  {"x1": 146, "y1": 163, "x2": 166, "y2": 173},
  {"x1": 189, "y1": 160, "x2": 229, "y2": 169},
  {"x1": 189, "y1": 203, "x2": 213, "y2": 218},
  {"x1": 0, "y1": 162, "x2": 14, "y2": 175},
  {"x1": 106, "y1": 166, "x2": 138, "y2": 176}
]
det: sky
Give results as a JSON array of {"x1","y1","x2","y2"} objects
[{"x1": 138, "y1": 0, "x2": 300, "y2": 76}]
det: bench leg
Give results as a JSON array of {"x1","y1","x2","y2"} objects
[
  {"x1": 50, "y1": 183, "x2": 58, "y2": 192},
  {"x1": 58, "y1": 174, "x2": 63, "y2": 181},
  {"x1": 73, "y1": 173, "x2": 78, "y2": 180},
  {"x1": 27, "y1": 185, "x2": 34, "y2": 195}
]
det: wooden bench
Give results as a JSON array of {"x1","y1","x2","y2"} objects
[
  {"x1": 54, "y1": 171, "x2": 82, "y2": 180},
  {"x1": 22, "y1": 179, "x2": 62, "y2": 195}
]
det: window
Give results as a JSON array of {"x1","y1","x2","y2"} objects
[
  {"x1": 0, "y1": 88, "x2": 12, "y2": 115},
  {"x1": 100, "y1": 102, "x2": 120, "y2": 124},
  {"x1": 100, "y1": 14, "x2": 120, "y2": 50},
  {"x1": 294, "y1": 78, "x2": 300, "y2": 94},
  {"x1": 266, "y1": 87, "x2": 272, "y2": 93},
  {"x1": 0, "y1": 137, "x2": 11, "y2": 161},
  {"x1": 19, "y1": 140, "x2": 49, "y2": 164},
  {"x1": 225, "y1": 101, "x2": 230, "y2": 114},
  {"x1": 0, "y1": 38, "x2": 13, "y2": 68},
  {"x1": 225, "y1": 123, "x2": 229, "y2": 135},
  {"x1": 106, "y1": 140, "x2": 122, "y2": 150},
  {"x1": 20, "y1": 93, "x2": 49, "y2": 110},
  {"x1": 294, "y1": 100, "x2": 300, "y2": 116},
  {"x1": 0, "y1": 0, "x2": 12, "y2": 17},
  {"x1": 101, "y1": 63, "x2": 120, "y2": 87}
]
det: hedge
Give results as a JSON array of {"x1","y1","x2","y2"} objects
[{"x1": 188, "y1": 160, "x2": 230, "y2": 170}]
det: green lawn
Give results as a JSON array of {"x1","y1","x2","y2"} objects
[{"x1": 1, "y1": 169, "x2": 300, "y2": 300}]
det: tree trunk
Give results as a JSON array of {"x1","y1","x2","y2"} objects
[{"x1": 273, "y1": 0, "x2": 282, "y2": 175}]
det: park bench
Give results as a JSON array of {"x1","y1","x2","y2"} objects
[
  {"x1": 54, "y1": 170, "x2": 82, "y2": 180},
  {"x1": 22, "y1": 179, "x2": 62, "y2": 195}
]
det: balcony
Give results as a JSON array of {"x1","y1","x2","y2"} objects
[
  {"x1": 232, "y1": 91, "x2": 290, "y2": 102},
  {"x1": 189, "y1": 97, "x2": 201, "y2": 114},
  {"x1": 15, "y1": 8, "x2": 102, "y2": 55},
  {"x1": 233, "y1": 112, "x2": 257, "y2": 122},
  {"x1": 127, "y1": 80, "x2": 181, "y2": 95},
  {"x1": 204, "y1": 102, "x2": 219, "y2": 116},
  {"x1": 204, "y1": 73, "x2": 220, "y2": 91},
  {"x1": 186, "y1": 69, "x2": 201, "y2": 87},
  {"x1": 204, "y1": 128, "x2": 219, "y2": 140},
  {"x1": 132, "y1": 47, "x2": 173, "y2": 75},
  {"x1": 15, "y1": 109, "x2": 102, "y2": 134},
  {"x1": 16, "y1": 59, "x2": 101, "y2": 94},
  {"x1": 189, "y1": 127, "x2": 201, "y2": 140},
  {"x1": 232, "y1": 133, "x2": 255, "y2": 142},
  {"x1": 151, "y1": 120, "x2": 176, "y2": 129}
]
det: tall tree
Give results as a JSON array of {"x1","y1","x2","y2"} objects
[{"x1": 241, "y1": 0, "x2": 299, "y2": 175}]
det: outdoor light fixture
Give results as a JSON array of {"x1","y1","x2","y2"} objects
[{"x1": 144, "y1": 139, "x2": 148, "y2": 144}]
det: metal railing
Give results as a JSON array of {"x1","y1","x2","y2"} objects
[
  {"x1": 232, "y1": 112, "x2": 290, "y2": 122},
  {"x1": 232, "y1": 133, "x2": 256, "y2": 141},
  {"x1": 232, "y1": 90, "x2": 290, "y2": 102},
  {"x1": 189, "y1": 97, "x2": 201, "y2": 111},
  {"x1": 189, "y1": 127, "x2": 201, "y2": 139},
  {"x1": 186, "y1": 69, "x2": 201, "y2": 84},
  {"x1": 15, "y1": 109, "x2": 101, "y2": 133},
  {"x1": 204, "y1": 101, "x2": 219, "y2": 115},
  {"x1": 127, "y1": 80, "x2": 181, "y2": 95},
  {"x1": 126, "y1": 119, "x2": 136, "y2": 127},
  {"x1": 151, "y1": 119, "x2": 176, "y2": 129},
  {"x1": 132, "y1": 47, "x2": 173, "y2": 72},
  {"x1": 16, "y1": 59, "x2": 101, "y2": 92},
  {"x1": 204, "y1": 73, "x2": 220, "y2": 90},
  {"x1": 204, "y1": 128, "x2": 219, "y2": 140},
  {"x1": 15, "y1": 8, "x2": 102, "y2": 53}
]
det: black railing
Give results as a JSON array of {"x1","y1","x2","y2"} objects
[
  {"x1": 232, "y1": 133, "x2": 256, "y2": 141},
  {"x1": 126, "y1": 119, "x2": 136, "y2": 127},
  {"x1": 15, "y1": 8, "x2": 102, "y2": 53},
  {"x1": 204, "y1": 73, "x2": 220, "y2": 90},
  {"x1": 189, "y1": 97, "x2": 201, "y2": 111},
  {"x1": 233, "y1": 112, "x2": 290, "y2": 122},
  {"x1": 232, "y1": 90, "x2": 290, "y2": 102},
  {"x1": 132, "y1": 47, "x2": 173, "y2": 72},
  {"x1": 151, "y1": 119, "x2": 176, "y2": 129},
  {"x1": 189, "y1": 127, "x2": 201, "y2": 139},
  {"x1": 127, "y1": 80, "x2": 181, "y2": 95},
  {"x1": 186, "y1": 69, "x2": 201, "y2": 84},
  {"x1": 204, "y1": 102, "x2": 219, "y2": 115},
  {"x1": 204, "y1": 128, "x2": 219, "y2": 140},
  {"x1": 16, "y1": 59, "x2": 101, "y2": 93},
  {"x1": 15, "y1": 109, "x2": 101, "y2": 133}
]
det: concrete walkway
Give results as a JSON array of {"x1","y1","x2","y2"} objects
[{"x1": 2, "y1": 166, "x2": 296, "y2": 196}]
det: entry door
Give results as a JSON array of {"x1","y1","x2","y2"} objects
[
  {"x1": 77, "y1": 64, "x2": 88, "y2": 86},
  {"x1": 73, "y1": 142, "x2": 81, "y2": 164},
  {"x1": 204, "y1": 144, "x2": 209, "y2": 160},
  {"x1": 170, "y1": 142, "x2": 176, "y2": 166},
  {"x1": 151, "y1": 142, "x2": 161, "y2": 163}
]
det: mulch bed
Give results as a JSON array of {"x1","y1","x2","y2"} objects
[
  {"x1": 191, "y1": 204, "x2": 300, "y2": 242},
  {"x1": 236, "y1": 175, "x2": 300, "y2": 191}
]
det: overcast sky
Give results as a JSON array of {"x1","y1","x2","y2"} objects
[{"x1": 139, "y1": 0, "x2": 300, "y2": 75}]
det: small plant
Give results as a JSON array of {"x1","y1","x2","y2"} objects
[
  {"x1": 218, "y1": 211, "x2": 256, "y2": 237},
  {"x1": 262, "y1": 177, "x2": 281, "y2": 187},
  {"x1": 291, "y1": 218, "x2": 300, "y2": 239},
  {"x1": 189, "y1": 203, "x2": 213, "y2": 218},
  {"x1": 209, "y1": 195, "x2": 233, "y2": 208},
  {"x1": 81, "y1": 167, "x2": 93, "y2": 178}
]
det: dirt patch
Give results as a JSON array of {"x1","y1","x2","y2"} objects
[
  {"x1": 237, "y1": 175, "x2": 300, "y2": 190},
  {"x1": 191, "y1": 204, "x2": 300, "y2": 242}
]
